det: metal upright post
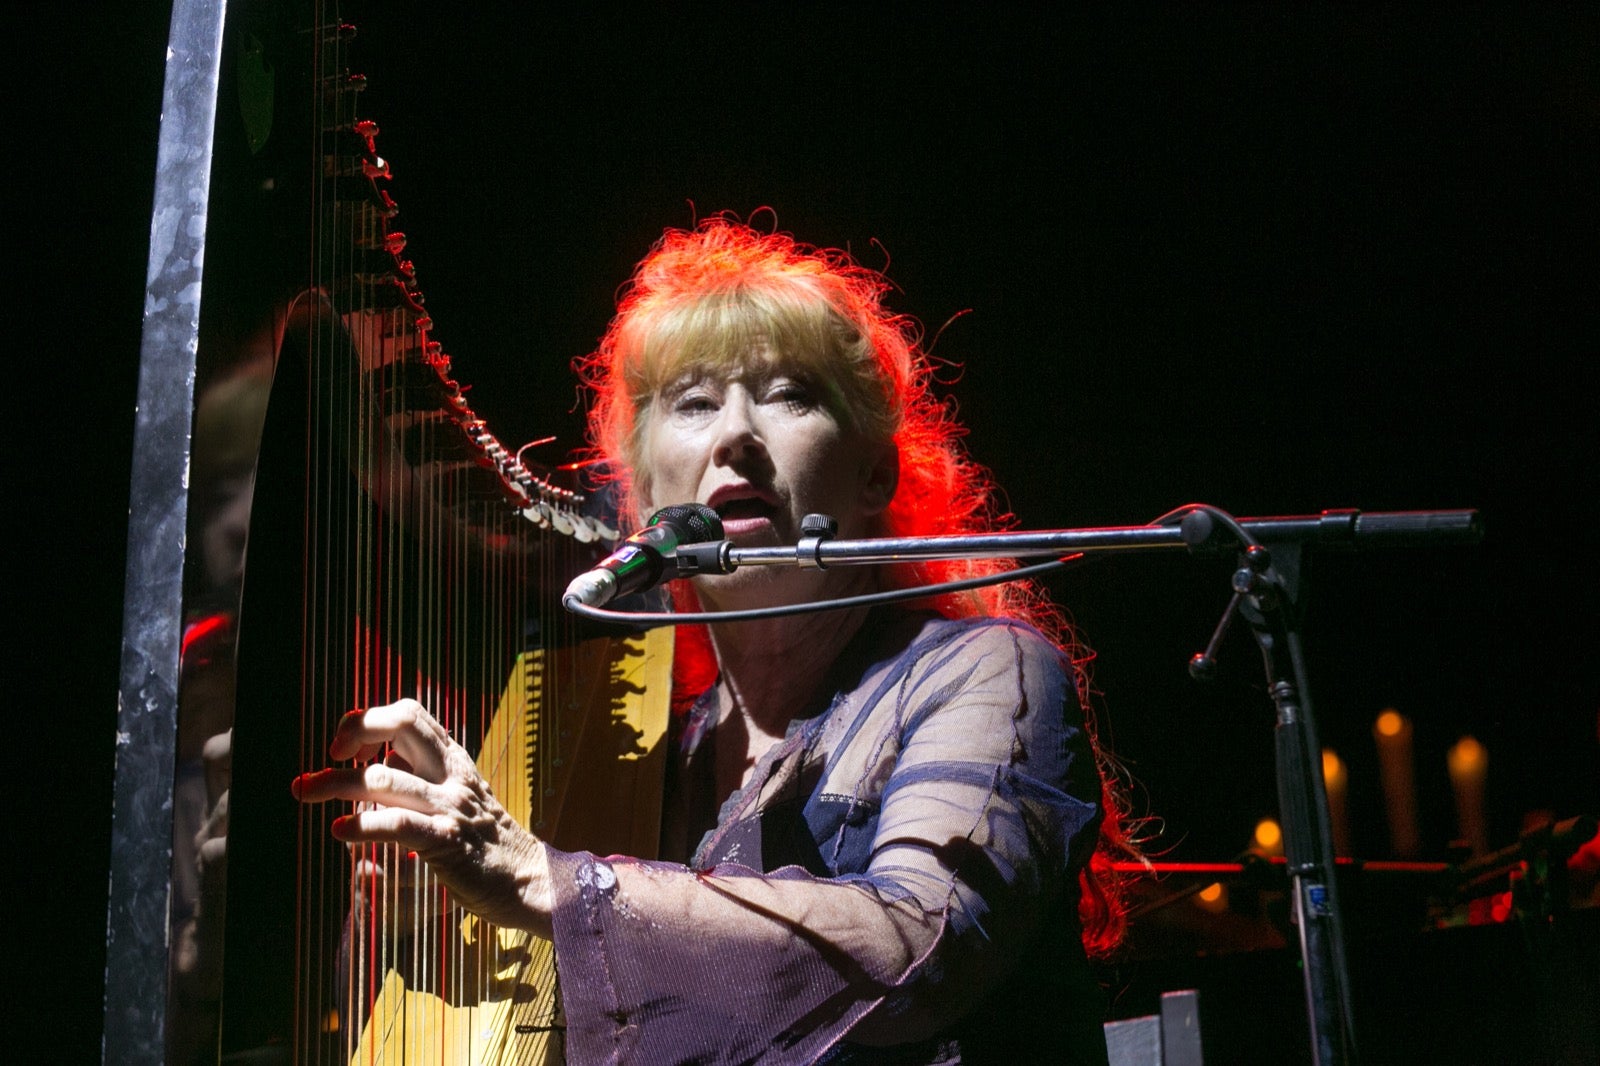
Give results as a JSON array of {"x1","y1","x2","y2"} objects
[{"x1": 103, "y1": 1, "x2": 227, "y2": 1060}]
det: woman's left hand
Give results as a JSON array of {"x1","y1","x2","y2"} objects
[{"x1": 292, "y1": 698, "x2": 553, "y2": 936}]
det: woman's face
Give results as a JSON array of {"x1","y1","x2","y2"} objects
[{"x1": 637, "y1": 346, "x2": 896, "y2": 564}]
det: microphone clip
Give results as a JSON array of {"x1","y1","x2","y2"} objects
[
  {"x1": 672, "y1": 512, "x2": 841, "y2": 577},
  {"x1": 674, "y1": 539, "x2": 735, "y2": 577},
  {"x1": 796, "y1": 513, "x2": 839, "y2": 570}
]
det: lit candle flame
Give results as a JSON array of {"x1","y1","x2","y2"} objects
[
  {"x1": 1195, "y1": 881, "x2": 1228, "y2": 912},
  {"x1": 1373, "y1": 708, "x2": 1420, "y2": 857},
  {"x1": 1254, "y1": 817, "x2": 1284, "y2": 856},
  {"x1": 1322, "y1": 748, "x2": 1350, "y2": 856},
  {"x1": 1448, "y1": 735, "x2": 1489, "y2": 857}
]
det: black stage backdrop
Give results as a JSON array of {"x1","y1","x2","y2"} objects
[{"x1": 18, "y1": 4, "x2": 1598, "y2": 1062}]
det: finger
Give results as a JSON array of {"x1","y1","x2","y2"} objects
[
  {"x1": 197, "y1": 790, "x2": 228, "y2": 840},
  {"x1": 326, "y1": 711, "x2": 387, "y2": 766},
  {"x1": 292, "y1": 762, "x2": 440, "y2": 813},
  {"x1": 197, "y1": 836, "x2": 228, "y2": 870},
  {"x1": 327, "y1": 703, "x2": 411, "y2": 764},
  {"x1": 204, "y1": 730, "x2": 233, "y2": 805},
  {"x1": 202, "y1": 728, "x2": 232, "y2": 764},
  {"x1": 332, "y1": 805, "x2": 451, "y2": 854},
  {"x1": 329, "y1": 700, "x2": 451, "y2": 780}
]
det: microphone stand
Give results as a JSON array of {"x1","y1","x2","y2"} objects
[
  {"x1": 1193, "y1": 524, "x2": 1359, "y2": 1066},
  {"x1": 599, "y1": 504, "x2": 1483, "y2": 1066},
  {"x1": 672, "y1": 506, "x2": 1481, "y2": 577}
]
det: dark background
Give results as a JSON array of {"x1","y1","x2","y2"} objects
[{"x1": 18, "y1": 3, "x2": 1598, "y2": 1062}]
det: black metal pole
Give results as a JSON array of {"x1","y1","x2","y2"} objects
[
  {"x1": 678, "y1": 507, "x2": 1482, "y2": 574},
  {"x1": 1231, "y1": 541, "x2": 1359, "y2": 1064}
]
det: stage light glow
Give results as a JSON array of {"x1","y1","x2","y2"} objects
[
  {"x1": 1448, "y1": 735, "x2": 1490, "y2": 856},
  {"x1": 1321, "y1": 749, "x2": 1345, "y2": 785},
  {"x1": 1254, "y1": 818, "x2": 1283, "y2": 854},
  {"x1": 1322, "y1": 749, "x2": 1351, "y2": 856},
  {"x1": 1374, "y1": 708, "x2": 1420, "y2": 857},
  {"x1": 1195, "y1": 882, "x2": 1228, "y2": 912},
  {"x1": 1448, "y1": 735, "x2": 1486, "y2": 775}
]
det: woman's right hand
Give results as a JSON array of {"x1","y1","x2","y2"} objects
[{"x1": 293, "y1": 699, "x2": 553, "y2": 936}]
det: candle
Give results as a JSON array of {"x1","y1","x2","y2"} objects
[
  {"x1": 1448, "y1": 735, "x2": 1490, "y2": 857},
  {"x1": 1195, "y1": 881, "x2": 1229, "y2": 913},
  {"x1": 1373, "y1": 709, "x2": 1421, "y2": 857},
  {"x1": 1253, "y1": 817, "x2": 1284, "y2": 857},
  {"x1": 1322, "y1": 748, "x2": 1351, "y2": 857}
]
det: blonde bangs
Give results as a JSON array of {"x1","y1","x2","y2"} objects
[{"x1": 618, "y1": 281, "x2": 895, "y2": 470}]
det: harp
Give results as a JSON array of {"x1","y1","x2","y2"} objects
[{"x1": 103, "y1": 2, "x2": 668, "y2": 1061}]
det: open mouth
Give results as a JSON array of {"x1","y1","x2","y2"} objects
[
  {"x1": 715, "y1": 498, "x2": 778, "y2": 523},
  {"x1": 707, "y1": 485, "x2": 781, "y2": 528}
]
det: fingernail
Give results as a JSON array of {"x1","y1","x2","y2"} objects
[{"x1": 290, "y1": 775, "x2": 302, "y2": 799}]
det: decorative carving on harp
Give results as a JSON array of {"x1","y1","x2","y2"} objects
[{"x1": 104, "y1": 3, "x2": 668, "y2": 1062}]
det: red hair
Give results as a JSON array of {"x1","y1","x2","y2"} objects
[{"x1": 577, "y1": 216, "x2": 1136, "y2": 955}]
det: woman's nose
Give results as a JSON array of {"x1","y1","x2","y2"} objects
[{"x1": 710, "y1": 390, "x2": 764, "y2": 467}]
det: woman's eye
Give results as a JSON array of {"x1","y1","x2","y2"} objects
[
  {"x1": 766, "y1": 380, "x2": 815, "y2": 410},
  {"x1": 670, "y1": 388, "x2": 718, "y2": 416}
]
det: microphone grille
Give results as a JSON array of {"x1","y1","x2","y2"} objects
[{"x1": 646, "y1": 503, "x2": 725, "y2": 543}]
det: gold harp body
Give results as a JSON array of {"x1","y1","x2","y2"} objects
[{"x1": 350, "y1": 632, "x2": 673, "y2": 1065}]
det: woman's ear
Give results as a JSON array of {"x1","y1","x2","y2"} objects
[{"x1": 859, "y1": 443, "x2": 899, "y2": 517}]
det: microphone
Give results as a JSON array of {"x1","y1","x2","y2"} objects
[{"x1": 562, "y1": 503, "x2": 724, "y2": 609}]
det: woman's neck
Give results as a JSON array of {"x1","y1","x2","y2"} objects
[
  {"x1": 688, "y1": 559, "x2": 876, "y2": 722},
  {"x1": 705, "y1": 601, "x2": 871, "y2": 740}
]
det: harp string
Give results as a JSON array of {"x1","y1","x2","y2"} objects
[{"x1": 270, "y1": 6, "x2": 606, "y2": 1060}]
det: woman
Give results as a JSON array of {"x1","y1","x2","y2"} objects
[{"x1": 296, "y1": 218, "x2": 1128, "y2": 1064}]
